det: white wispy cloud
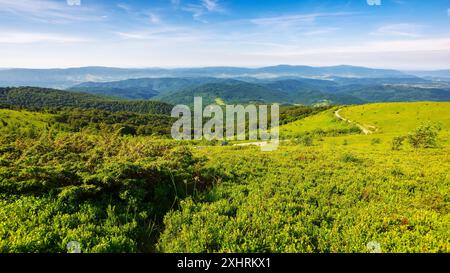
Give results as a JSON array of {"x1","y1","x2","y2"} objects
[
  {"x1": 0, "y1": 0, "x2": 99, "y2": 23},
  {"x1": 0, "y1": 31, "x2": 88, "y2": 44},
  {"x1": 115, "y1": 26, "x2": 204, "y2": 42},
  {"x1": 240, "y1": 38, "x2": 450, "y2": 69},
  {"x1": 116, "y1": 3, "x2": 132, "y2": 13},
  {"x1": 202, "y1": 0, "x2": 220, "y2": 12},
  {"x1": 250, "y1": 12, "x2": 355, "y2": 27},
  {"x1": 302, "y1": 27, "x2": 340, "y2": 36},
  {"x1": 253, "y1": 38, "x2": 450, "y2": 56},
  {"x1": 371, "y1": 23, "x2": 423, "y2": 38},
  {"x1": 149, "y1": 12, "x2": 161, "y2": 24},
  {"x1": 365, "y1": 38, "x2": 450, "y2": 53},
  {"x1": 66, "y1": 0, "x2": 81, "y2": 6},
  {"x1": 183, "y1": 4, "x2": 205, "y2": 21},
  {"x1": 116, "y1": 32, "x2": 148, "y2": 40},
  {"x1": 183, "y1": 0, "x2": 225, "y2": 22},
  {"x1": 250, "y1": 14, "x2": 315, "y2": 26},
  {"x1": 117, "y1": 3, "x2": 162, "y2": 24}
]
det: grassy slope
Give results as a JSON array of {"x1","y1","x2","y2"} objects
[
  {"x1": 335, "y1": 102, "x2": 450, "y2": 148},
  {"x1": 280, "y1": 107, "x2": 352, "y2": 137},
  {"x1": 159, "y1": 102, "x2": 450, "y2": 253},
  {"x1": 340, "y1": 102, "x2": 450, "y2": 135},
  {"x1": 164, "y1": 145, "x2": 449, "y2": 253},
  {"x1": 0, "y1": 109, "x2": 53, "y2": 134},
  {"x1": 1, "y1": 102, "x2": 449, "y2": 253}
]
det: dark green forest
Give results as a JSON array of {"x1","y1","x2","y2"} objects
[{"x1": 0, "y1": 87, "x2": 173, "y2": 115}]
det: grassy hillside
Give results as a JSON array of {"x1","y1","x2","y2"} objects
[
  {"x1": 0, "y1": 101, "x2": 449, "y2": 253},
  {"x1": 280, "y1": 102, "x2": 450, "y2": 148},
  {"x1": 160, "y1": 144, "x2": 449, "y2": 253},
  {"x1": 0, "y1": 109, "x2": 52, "y2": 128},
  {"x1": 0, "y1": 108, "x2": 175, "y2": 138},
  {"x1": 0, "y1": 109, "x2": 53, "y2": 137},
  {"x1": 159, "y1": 102, "x2": 450, "y2": 252},
  {"x1": 280, "y1": 108, "x2": 360, "y2": 138},
  {"x1": 339, "y1": 102, "x2": 450, "y2": 135}
]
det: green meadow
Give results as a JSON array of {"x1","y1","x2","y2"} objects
[
  {"x1": 158, "y1": 102, "x2": 450, "y2": 252},
  {"x1": 0, "y1": 109, "x2": 53, "y2": 129},
  {"x1": 340, "y1": 102, "x2": 450, "y2": 135},
  {"x1": 281, "y1": 108, "x2": 351, "y2": 135},
  {"x1": 0, "y1": 102, "x2": 449, "y2": 253}
]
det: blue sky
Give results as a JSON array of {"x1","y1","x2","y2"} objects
[{"x1": 0, "y1": 0, "x2": 449, "y2": 69}]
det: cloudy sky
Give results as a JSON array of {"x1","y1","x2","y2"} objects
[{"x1": 0, "y1": 0, "x2": 449, "y2": 69}]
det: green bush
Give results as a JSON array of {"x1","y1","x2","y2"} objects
[
  {"x1": 293, "y1": 135, "x2": 314, "y2": 146},
  {"x1": 407, "y1": 123, "x2": 441, "y2": 149},
  {"x1": 391, "y1": 136, "x2": 405, "y2": 150},
  {"x1": 341, "y1": 153, "x2": 363, "y2": 163},
  {"x1": 371, "y1": 138, "x2": 381, "y2": 145}
]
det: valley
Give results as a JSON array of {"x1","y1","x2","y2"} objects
[{"x1": 1, "y1": 66, "x2": 450, "y2": 107}]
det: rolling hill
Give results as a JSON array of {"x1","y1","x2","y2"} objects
[
  {"x1": 67, "y1": 76, "x2": 450, "y2": 106},
  {"x1": 280, "y1": 107, "x2": 357, "y2": 138},
  {"x1": 156, "y1": 79, "x2": 288, "y2": 105},
  {"x1": 0, "y1": 87, "x2": 173, "y2": 115},
  {"x1": 407, "y1": 70, "x2": 450, "y2": 80},
  {"x1": 281, "y1": 102, "x2": 450, "y2": 135},
  {"x1": 335, "y1": 85, "x2": 450, "y2": 103},
  {"x1": 70, "y1": 77, "x2": 221, "y2": 100},
  {"x1": 159, "y1": 101, "x2": 450, "y2": 252},
  {"x1": 263, "y1": 79, "x2": 365, "y2": 105},
  {"x1": 155, "y1": 78, "x2": 368, "y2": 106},
  {"x1": 339, "y1": 102, "x2": 450, "y2": 136},
  {"x1": 1, "y1": 66, "x2": 449, "y2": 107}
]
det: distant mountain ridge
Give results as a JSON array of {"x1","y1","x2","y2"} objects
[
  {"x1": 407, "y1": 70, "x2": 450, "y2": 80},
  {"x1": 68, "y1": 77, "x2": 450, "y2": 106},
  {"x1": 0, "y1": 65, "x2": 426, "y2": 89},
  {"x1": 1, "y1": 65, "x2": 449, "y2": 106}
]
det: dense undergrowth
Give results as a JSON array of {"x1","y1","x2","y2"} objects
[
  {"x1": 0, "y1": 102, "x2": 449, "y2": 253},
  {"x1": 0, "y1": 129, "x2": 220, "y2": 252},
  {"x1": 158, "y1": 145, "x2": 449, "y2": 252}
]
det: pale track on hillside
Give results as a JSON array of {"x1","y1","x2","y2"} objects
[{"x1": 334, "y1": 108, "x2": 375, "y2": 135}]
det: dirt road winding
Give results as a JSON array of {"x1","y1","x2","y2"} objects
[{"x1": 334, "y1": 108, "x2": 373, "y2": 135}]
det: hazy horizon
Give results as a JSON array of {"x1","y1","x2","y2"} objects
[{"x1": 0, "y1": 64, "x2": 449, "y2": 72}]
